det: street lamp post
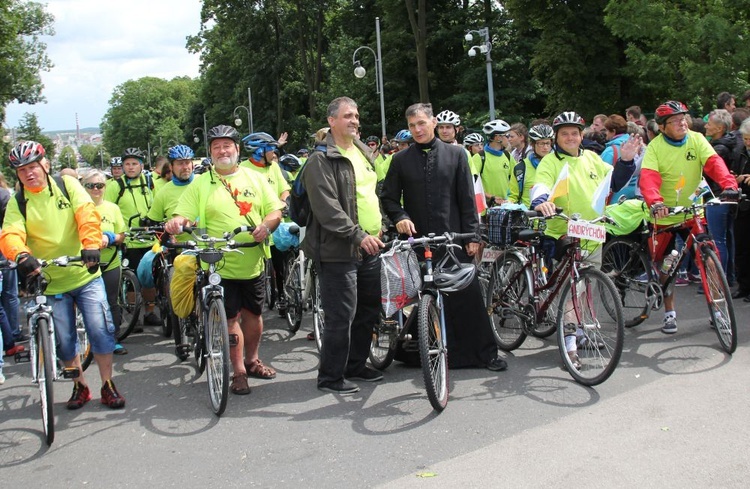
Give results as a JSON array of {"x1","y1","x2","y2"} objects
[
  {"x1": 465, "y1": 27, "x2": 495, "y2": 120},
  {"x1": 193, "y1": 127, "x2": 208, "y2": 159},
  {"x1": 352, "y1": 17, "x2": 386, "y2": 138},
  {"x1": 233, "y1": 105, "x2": 251, "y2": 132}
]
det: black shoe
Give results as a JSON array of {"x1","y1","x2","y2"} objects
[
  {"x1": 732, "y1": 289, "x2": 750, "y2": 299},
  {"x1": 317, "y1": 379, "x2": 360, "y2": 394},
  {"x1": 347, "y1": 366, "x2": 384, "y2": 382},
  {"x1": 486, "y1": 357, "x2": 508, "y2": 371},
  {"x1": 143, "y1": 312, "x2": 161, "y2": 326},
  {"x1": 13, "y1": 333, "x2": 30, "y2": 343}
]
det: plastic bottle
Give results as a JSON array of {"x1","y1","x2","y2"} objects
[{"x1": 660, "y1": 249, "x2": 679, "y2": 274}]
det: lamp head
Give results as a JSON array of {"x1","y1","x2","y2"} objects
[
  {"x1": 194, "y1": 136, "x2": 200, "y2": 143},
  {"x1": 468, "y1": 47, "x2": 477, "y2": 57},
  {"x1": 354, "y1": 65, "x2": 366, "y2": 78},
  {"x1": 234, "y1": 118, "x2": 243, "y2": 127},
  {"x1": 464, "y1": 32, "x2": 473, "y2": 42}
]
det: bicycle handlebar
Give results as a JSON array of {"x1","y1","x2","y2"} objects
[{"x1": 382, "y1": 231, "x2": 477, "y2": 253}]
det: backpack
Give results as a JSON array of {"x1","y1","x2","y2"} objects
[
  {"x1": 16, "y1": 175, "x2": 70, "y2": 220},
  {"x1": 114, "y1": 173, "x2": 152, "y2": 205},
  {"x1": 289, "y1": 162, "x2": 311, "y2": 227},
  {"x1": 479, "y1": 150, "x2": 511, "y2": 175},
  {"x1": 0, "y1": 187, "x2": 10, "y2": 226}
]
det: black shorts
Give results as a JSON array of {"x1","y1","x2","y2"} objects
[{"x1": 222, "y1": 275, "x2": 265, "y2": 318}]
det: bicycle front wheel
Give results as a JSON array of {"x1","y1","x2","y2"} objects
[
  {"x1": 488, "y1": 252, "x2": 531, "y2": 351},
  {"x1": 37, "y1": 318, "x2": 55, "y2": 446},
  {"x1": 77, "y1": 314, "x2": 93, "y2": 371},
  {"x1": 118, "y1": 269, "x2": 142, "y2": 341},
  {"x1": 418, "y1": 293, "x2": 448, "y2": 412},
  {"x1": 264, "y1": 259, "x2": 276, "y2": 310},
  {"x1": 284, "y1": 255, "x2": 303, "y2": 333},
  {"x1": 601, "y1": 237, "x2": 651, "y2": 327},
  {"x1": 369, "y1": 312, "x2": 400, "y2": 370},
  {"x1": 311, "y1": 271, "x2": 325, "y2": 352},
  {"x1": 557, "y1": 267, "x2": 624, "y2": 386},
  {"x1": 158, "y1": 265, "x2": 173, "y2": 338},
  {"x1": 700, "y1": 246, "x2": 737, "y2": 353},
  {"x1": 205, "y1": 297, "x2": 230, "y2": 416}
]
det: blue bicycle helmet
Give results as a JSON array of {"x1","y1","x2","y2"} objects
[
  {"x1": 394, "y1": 129, "x2": 413, "y2": 143},
  {"x1": 167, "y1": 145, "x2": 195, "y2": 161},
  {"x1": 242, "y1": 132, "x2": 278, "y2": 164}
]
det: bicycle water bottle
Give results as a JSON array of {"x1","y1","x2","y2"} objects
[{"x1": 660, "y1": 249, "x2": 679, "y2": 274}]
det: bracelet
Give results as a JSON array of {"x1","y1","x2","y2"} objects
[{"x1": 262, "y1": 223, "x2": 271, "y2": 235}]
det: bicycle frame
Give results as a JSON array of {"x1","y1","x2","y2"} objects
[{"x1": 26, "y1": 295, "x2": 58, "y2": 383}]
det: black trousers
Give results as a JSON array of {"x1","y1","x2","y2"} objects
[{"x1": 734, "y1": 210, "x2": 750, "y2": 292}]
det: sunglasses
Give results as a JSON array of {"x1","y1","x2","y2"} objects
[{"x1": 84, "y1": 182, "x2": 106, "y2": 190}]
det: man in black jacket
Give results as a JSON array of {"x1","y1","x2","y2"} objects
[
  {"x1": 303, "y1": 96, "x2": 385, "y2": 394},
  {"x1": 381, "y1": 102, "x2": 507, "y2": 371}
]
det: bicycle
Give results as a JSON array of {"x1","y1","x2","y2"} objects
[
  {"x1": 165, "y1": 225, "x2": 258, "y2": 416},
  {"x1": 128, "y1": 224, "x2": 177, "y2": 338},
  {"x1": 488, "y1": 210, "x2": 625, "y2": 386},
  {"x1": 601, "y1": 198, "x2": 738, "y2": 353},
  {"x1": 379, "y1": 231, "x2": 477, "y2": 412},
  {"x1": 9, "y1": 256, "x2": 86, "y2": 446},
  {"x1": 281, "y1": 225, "x2": 325, "y2": 350}
]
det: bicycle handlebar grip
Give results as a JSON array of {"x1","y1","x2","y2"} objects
[
  {"x1": 230, "y1": 242, "x2": 260, "y2": 248},
  {"x1": 453, "y1": 232, "x2": 479, "y2": 241},
  {"x1": 182, "y1": 226, "x2": 194, "y2": 234}
]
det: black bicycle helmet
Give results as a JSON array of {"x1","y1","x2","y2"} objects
[
  {"x1": 279, "y1": 154, "x2": 302, "y2": 173},
  {"x1": 207, "y1": 124, "x2": 240, "y2": 144},
  {"x1": 8, "y1": 141, "x2": 46, "y2": 168},
  {"x1": 121, "y1": 147, "x2": 145, "y2": 161},
  {"x1": 365, "y1": 135, "x2": 379, "y2": 144}
]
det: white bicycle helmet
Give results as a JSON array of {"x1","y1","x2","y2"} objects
[
  {"x1": 433, "y1": 252, "x2": 476, "y2": 292},
  {"x1": 528, "y1": 124, "x2": 554, "y2": 141},
  {"x1": 436, "y1": 110, "x2": 461, "y2": 126},
  {"x1": 483, "y1": 119, "x2": 511, "y2": 136},
  {"x1": 463, "y1": 133, "x2": 484, "y2": 147},
  {"x1": 552, "y1": 111, "x2": 585, "y2": 132}
]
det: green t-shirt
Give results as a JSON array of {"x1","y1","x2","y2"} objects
[
  {"x1": 641, "y1": 131, "x2": 716, "y2": 225},
  {"x1": 240, "y1": 160, "x2": 291, "y2": 197},
  {"x1": 480, "y1": 150, "x2": 513, "y2": 199},
  {"x1": 98, "y1": 200, "x2": 126, "y2": 271},
  {"x1": 152, "y1": 175, "x2": 167, "y2": 197},
  {"x1": 173, "y1": 168, "x2": 284, "y2": 280},
  {"x1": 339, "y1": 146, "x2": 382, "y2": 236},
  {"x1": 147, "y1": 180, "x2": 192, "y2": 223},
  {"x1": 535, "y1": 149, "x2": 612, "y2": 251},
  {"x1": 375, "y1": 154, "x2": 393, "y2": 182},
  {"x1": 3, "y1": 176, "x2": 102, "y2": 294},
  {"x1": 104, "y1": 174, "x2": 154, "y2": 248}
]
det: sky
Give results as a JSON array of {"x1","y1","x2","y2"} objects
[{"x1": 5, "y1": 0, "x2": 204, "y2": 132}]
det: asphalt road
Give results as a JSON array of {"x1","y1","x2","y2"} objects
[{"x1": 1, "y1": 284, "x2": 749, "y2": 488}]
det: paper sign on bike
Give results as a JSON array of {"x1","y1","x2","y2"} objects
[
  {"x1": 482, "y1": 248, "x2": 502, "y2": 263},
  {"x1": 567, "y1": 220, "x2": 606, "y2": 243}
]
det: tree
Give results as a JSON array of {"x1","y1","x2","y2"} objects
[
  {"x1": 58, "y1": 145, "x2": 76, "y2": 170},
  {"x1": 100, "y1": 76, "x2": 199, "y2": 161},
  {"x1": 17, "y1": 112, "x2": 54, "y2": 160},
  {"x1": 0, "y1": 1, "x2": 54, "y2": 113}
]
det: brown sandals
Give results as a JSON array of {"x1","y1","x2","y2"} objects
[
  {"x1": 245, "y1": 359, "x2": 276, "y2": 380},
  {"x1": 230, "y1": 373, "x2": 251, "y2": 395}
]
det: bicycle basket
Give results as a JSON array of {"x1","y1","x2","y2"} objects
[
  {"x1": 170, "y1": 254, "x2": 198, "y2": 318},
  {"x1": 487, "y1": 208, "x2": 530, "y2": 245},
  {"x1": 380, "y1": 248, "x2": 421, "y2": 317}
]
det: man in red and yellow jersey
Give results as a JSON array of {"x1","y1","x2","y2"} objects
[{"x1": 0, "y1": 141, "x2": 125, "y2": 409}]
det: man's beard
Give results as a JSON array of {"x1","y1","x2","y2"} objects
[{"x1": 214, "y1": 154, "x2": 238, "y2": 171}]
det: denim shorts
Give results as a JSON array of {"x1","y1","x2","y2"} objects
[{"x1": 51, "y1": 276, "x2": 116, "y2": 361}]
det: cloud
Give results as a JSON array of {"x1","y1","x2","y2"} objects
[{"x1": 5, "y1": 0, "x2": 202, "y2": 131}]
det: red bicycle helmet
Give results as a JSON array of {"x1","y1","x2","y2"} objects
[
  {"x1": 654, "y1": 101, "x2": 689, "y2": 125},
  {"x1": 8, "y1": 141, "x2": 46, "y2": 169}
]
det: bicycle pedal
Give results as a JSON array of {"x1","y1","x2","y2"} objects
[
  {"x1": 500, "y1": 307, "x2": 515, "y2": 319},
  {"x1": 61, "y1": 367, "x2": 81, "y2": 379},
  {"x1": 176, "y1": 344, "x2": 192, "y2": 354},
  {"x1": 228, "y1": 334, "x2": 239, "y2": 347},
  {"x1": 14, "y1": 350, "x2": 31, "y2": 363}
]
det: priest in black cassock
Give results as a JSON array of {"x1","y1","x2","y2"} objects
[{"x1": 380, "y1": 102, "x2": 507, "y2": 371}]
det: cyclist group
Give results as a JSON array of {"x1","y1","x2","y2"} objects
[{"x1": 0, "y1": 90, "x2": 745, "y2": 405}]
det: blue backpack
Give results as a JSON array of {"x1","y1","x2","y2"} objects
[{"x1": 289, "y1": 144, "x2": 325, "y2": 227}]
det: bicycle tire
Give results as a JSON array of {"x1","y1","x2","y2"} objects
[
  {"x1": 193, "y1": 313, "x2": 206, "y2": 373},
  {"x1": 162, "y1": 266, "x2": 178, "y2": 339},
  {"x1": 264, "y1": 259, "x2": 276, "y2": 310},
  {"x1": 77, "y1": 317, "x2": 93, "y2": 371},
  {"x1": 205, "y1": 297, "x2": 230, "y2": 416},
  {"x1": 369, "y1": 312, "x2": 399, "y2": 370},
  {"x1": 158, "y1": 263, "x2": 172, "y2": 338},
  {"x1": 284, "y1": 255, "x2": 303, "y2": 333},
  {"x1": 312, "y1": 271, "x2": 325, "y2": 352},
  {"x1": 556, "y1": 267, "x2": 624, "y2": 386},
  {"x1": 699, "y1": 246, "x2": 737, "y2": 353},
  {"x1": 173, "y1": 316, "x2": 190, "y2": 361},
  {"x1": 37, "y1": 318, "x2": 55, "y2": 446},
  {"x1": 530, "y1": 255, "x2": 558, "y2": 339},
  {"x1": 418, "y1": 293, "x2": 449, "y2": 412},
  {"x1": 117, "y1": 269, "x2": 142, "y2": 341},
  {"x1": 601, "y1": 237, "x2": 651, "y2": 328},
  {"x1": 488, "y1": 252, "x2": 531, "y2": 351}
]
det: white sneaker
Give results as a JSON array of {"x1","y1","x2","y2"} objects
[
  {"x1": 662, "y1": 315, "x2": 677, "y2": 334},
  {"x1": 0, "y1": 370, "x2": 5, "y2": 385}
]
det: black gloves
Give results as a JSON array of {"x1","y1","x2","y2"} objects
[
  {"x1": 719, "y1": 189, "x2": 740, "y2": 202},
  {"x1": 81, "y1": 249, "x2": 100, "y2": 274},
  {"x1": 16, "y1": 253, "x2": 42, "y2": 291}
]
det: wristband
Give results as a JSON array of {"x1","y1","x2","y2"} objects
[{"x1": 103, "y1": 231, "x2": 116, "y2": 246}]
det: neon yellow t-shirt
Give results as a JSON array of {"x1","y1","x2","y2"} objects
[
  {"x1": 104, "y1": 174, "x2": 154, "y2": 248},
  {"x1": 152, "y1": 175, "x2": 167, "y2": 197},
  {"x1": 3, "y1": 176, "x2": 102, "y2": 294},
  {"x1": 173, "y1": 168, "x2": 285, "y2": 280},
  {"x1": 641, "y1": 131, "x2": 716, "y2": 225},
  {"x1": 480, "y1": 150, "x2": 513, "y2": 199},
  {"x1": 535, "y1": 150, "x2": 611, "y2": 250},
  {"x1": 509, "y1": 157, "x2": 537, "y2": 207},
  {"x1": 147, "y1": 180, "x2": 192, "y2": 223},
  {"x1": 97, "y1": 200, "x2": 126, "y2": 271},
  {"x1": 339, "y1": 146, "x2": 382, "y2": 236},
  {"x1": 375, "y1": 154, "x2": 393, "y2": 182}
]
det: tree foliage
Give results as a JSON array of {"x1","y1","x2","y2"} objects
[
  {"x1": 17, "y1": 112, "x2": 54, "y2": 159},
  {"x1": 100, "y1": 76, "x2": 199, "y2": 159},
  {"x1": 58, "y1": 145, "x2": 76, "y2": 170},
  {"x1": 0, "y1": 0, "x2": 54, "y2": 115},
  {"x1": 78, "y1": 143, "x2": 109, "y2": 169}
]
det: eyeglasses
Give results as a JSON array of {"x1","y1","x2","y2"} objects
[
  {"x1": 667, "y1": 116, "x2": 689, "y2": 126},
  {"x1": 535, "y1": 141, "x2": 552, "y2": 147},
  {"x1": 84, "y1": 182, "x2": 106, "y2": 190}
]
